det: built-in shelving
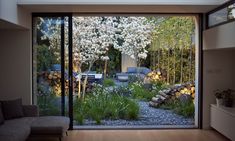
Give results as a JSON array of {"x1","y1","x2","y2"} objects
[{"x1": 210, "y1": 104, "x2": 235, "y2": 140}]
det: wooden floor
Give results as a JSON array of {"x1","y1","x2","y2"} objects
[{"x1": 28, "y1": 129, "x2": 230, "y2": 141}]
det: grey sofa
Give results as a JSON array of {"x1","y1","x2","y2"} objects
[
  {"x1": 116, "y1": 67, "x2": 151, "y2": 81},
  {"x1": 0, "y1": 100, "x2": 69, "y2": 141}
]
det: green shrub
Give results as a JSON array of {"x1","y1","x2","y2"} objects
[
  {"x1": 130, "y1": 82, "x2": 155, "y2": 101},
  {"x1": 174, "y1": 100, "x2": 195, "y2": 117},
  {"x1": 159, "y1": 98, "x2": 195, "y2": 118},
  {"x1": 37, "y1": 88, "x2": 61, "y2": 116},
  {"x1": 125, "y1": 100, "x2": 139, "y2": 120},
  {"x1": 128, "y1": 75, "x2": 143, "y2": 84},
  {"x1": 103, "y1": 78, "x2": 115, "y2": 87},
  {"x1": 112, "y1": 85, "x2": 131, "y2": 97},
  {"x1": 73, "y1": 84, "x2": 139, "y2": 125}
]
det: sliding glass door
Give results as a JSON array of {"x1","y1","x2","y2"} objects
[
  {"x1": 32, "y1": 14, "x2": 73, "y2": 128},
  {"x1": 33, "y1": 14, "x2": 200, "y2": 129}
]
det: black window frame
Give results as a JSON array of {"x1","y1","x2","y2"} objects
[
  {"x1": 206, "y1": 0, "x2": 235, "y2": 29},
  {"x1": 32, "y1": 13, "x2": 73, "y2": 129},
  {"x1": 32, "y1": 13, "x2": 203, "y2": 130}
]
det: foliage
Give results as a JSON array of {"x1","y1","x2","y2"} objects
[
  {"x1": 159, "y1": 98, "x2": 194, "y2": 118},
  {"x1": 149, "y1": 17, "x2": 195, "y2": 85},
  {"x1": 112, "y1": 17, "x2": 153, "y2": 62},
  {"x1": 103, "y1": 78, "x2": 115, "y2": 87},
  {"x1": 37, "y1": 88, "x2": 61, "y2": 116},
  {"x1": 36, "y1": 45, "x2": 55, "y2": 71},
  {"x1": 39, "y1": 16, "x2": 154, "y2": 98},
  {"x1": 128, "y1": 75, "x2": 143, "y2": 84},
  {"x1": 73, "y1": 84, "x2": 139, "y2": 125},
  {"x1": 151, "y1": 81, "x2": 168, "y2": 93},
  {"x1": 174, "y1": 100, "x2": 194, "y2": 117},
  {"x1": 129, "y1": 82, "x2": 155, "y2": 101},
  {"x1": 214, "y1": 89, "x2": 235, "y2": 99},
  {"x1": 214, "y1": 89, "x2": 223, "y2": 99},
  {"x1": 112, "y1": 85, "x2": 132, "y2": 97}
]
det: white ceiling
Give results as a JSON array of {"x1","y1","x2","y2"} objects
[
  {"x1": 18, "y1": 0, "x2": 229, "y2": 13},
  {"x1": 19, "y1": 5, "x2": 224, "y2": 14},
  {"x1": 17, "y1": 0, "x2": 228, "y2": 5}
]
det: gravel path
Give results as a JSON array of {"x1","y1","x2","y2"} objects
[{"x1": 81, "y1": 101, "x2": 194, "y2": 126}]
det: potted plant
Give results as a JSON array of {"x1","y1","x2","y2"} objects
[
  {"x1": 222, "y1": 89, "x2": 234, "y2": 107},
  {"x1": 214, "y1": 89, "x2": 224, "y2": 106}
]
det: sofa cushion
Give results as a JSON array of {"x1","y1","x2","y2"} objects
[
  {"x1": 1, "y1": 99, "x2": 24, "y2": 120},
  {"x1": 0, "y1": 103, "x2": 4, "y2": 125},
  {"x1": 31, "y1": 116, "x2": 70, "y2": 136},
  {"x1": 0, "y1": 117, "x2": 35, "y2": 141},
  {"x1": 142, "y1": 68, "x2": 151, "y2": 75},
  {"x1": 127, "y1": 67, "x2": 137, "y2": 73}
]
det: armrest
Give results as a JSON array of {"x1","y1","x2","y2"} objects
[{"x1": 22, "y1": 105, "x2": 39, "y2": 117}]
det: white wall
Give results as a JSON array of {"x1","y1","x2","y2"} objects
[
  {"x1": 0, "y1": 29, "x2": 31, "y2": 105},
  {"x1": 203, "y1": 21, "x2": 235, "y2": 50},
  {"x1": 0, "y1": 0, "x2": 31, "y2": 29},
  {"x1": 202, "y1": 20, "x2": 235, "y2": 129},
  {"x1": 203, "y1": 49, "x2": 235, "y2": 129}
]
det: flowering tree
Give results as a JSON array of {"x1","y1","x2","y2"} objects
[
  {"x1": 39, "y1": 16, "x2": 153, "y2": 99},
  {"x1": 113, "y1": 17, "x2": 153, "y2": 64},
  {"x1": 73, "y1": 17, "x2": 115, "y2": 98}
]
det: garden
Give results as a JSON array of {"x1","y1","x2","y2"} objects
[{"x1": 34, "y1": 16, "x2": 196, "y2": 126}]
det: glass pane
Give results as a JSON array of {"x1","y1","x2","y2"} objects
[
  {"x1": 208, "y1": 2, "x2": 235, "y2": 27},
  {"x1": 33, "y1": 17, "x2": 62, "y2": 116},
  {"x1": 72, "y1": 16, "x2": 196, "y2": 128},
  {"x1": 64, "y1": 16, "x2": 70, "y2": 116},
  {"x1": 208, "y1": 7, "x2": 228, "y2": 27},
  {"x1": 228, "y1": 4, "x2": 235, "y2": 20}
]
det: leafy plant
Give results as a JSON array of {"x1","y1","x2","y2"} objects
[
  {"x1": 174, "y1": 100, "x2": 194, "y2": 117},
  {"x1": 214, "y1": 89, "x2": 223, "y2": 99},
  {"x1": 103, "y1": 78, "x2": 115, "y2": 87},
  {"x1": 73, "y1": 84, "x2": 139, "y2": 125},
  {"x1": 128, "y1": 75, "x2": 143, "y2": 84},
  {"x1": 37, "y1": 88, "x2": 61, "y2": 116},
  {"x1": 159, "y1": 98, "x2": 194, "y2": 118},
  {"x1": 130, "y1": 82, "x2": 155, "y2": 101}
]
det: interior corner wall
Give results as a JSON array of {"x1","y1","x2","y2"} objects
[
  {"x1": 0, "y1": 29, "x2": 31, "y2": 105},
  {"x1": 202, "y1": 49, "x2": 235, "y2": 129},
  {"x1": 0, "y1": 0, "x2": 31, "y2": 29}
]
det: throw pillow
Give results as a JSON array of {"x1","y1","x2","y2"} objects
[
  {"x1": 127, "y1": 67, "x2": 137, "y2": 73},
  {"x1": 1, "y1": 98, "x2": 24, "y2": 120},
  {"x1": 0, "y1": 103, "x2": 4, "y2": 124}
]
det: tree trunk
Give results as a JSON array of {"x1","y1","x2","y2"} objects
[
  {"x1": 173, "y1": 47, "x2": 176, "y2": 84},
  {"x1": 180, "y1": 47, "x2": 184, "y2": 84},
  {"x1": 77, "y1": 63, "x2": 82, "y2": 99},
  {"x1": 189, "y1": 40, "x2": 192, "y2": 82},
  {"x1": 104, "y1": 60, "x2": 108, "y2": 79},
  {"x1": 153, "y1": 51, "x2": 156, "y2": 70},
  {"x1": 82, "y1": 61, "x2": 93, "y2": 100},
  {"x1": 167, "y1": 47, "x2": 170, "y2": 84},
  {"x1": 158, "y1": 48, "x2": 160, "y2": 70}
]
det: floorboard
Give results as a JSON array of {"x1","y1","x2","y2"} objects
[{"x1": 27, "y1": 129, "x2": 230, "y2": 141}]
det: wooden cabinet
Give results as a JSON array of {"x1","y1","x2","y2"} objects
[{"x1": 210, "y1": 104, "x2": 235, "y2": 140}]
